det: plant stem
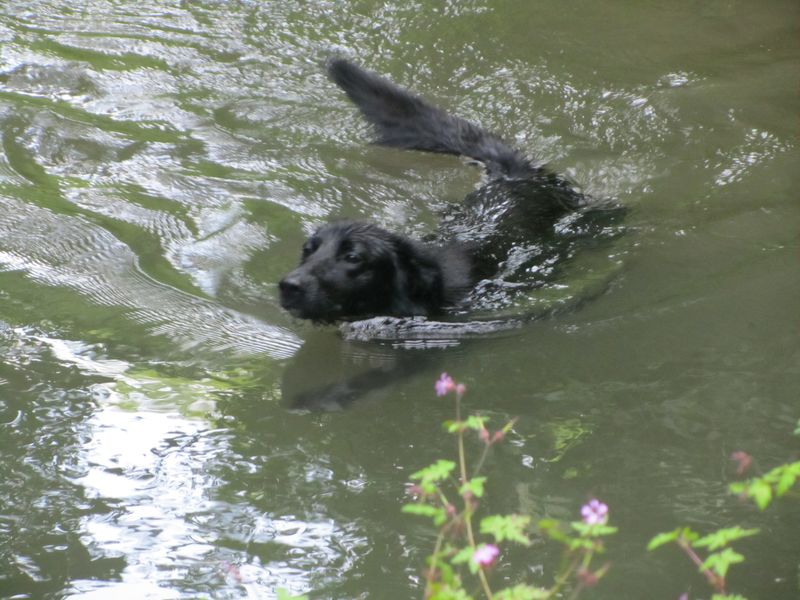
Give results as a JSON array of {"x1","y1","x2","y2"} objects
[
  {"x1": 565, "y1": 581, "x2": 585, "y2": 600},
  {"x1": 472, "y1": 441, "x2": 492, "y2": 479},
  {"x1": 678, "y1": 538, "x2": 725, "y2": 592},
  {"x1": 546, "y1": 553, "x2": 582, "y2": 598},
  {"x1": 455, "y1": 391, "x2": 493, "y2": 600},
  {"x1": 455, "y1": 393, "x2": 466, "y2": 485},
  {"x1": 424, "y1": 529, "x2": 447, "y2": 598}
]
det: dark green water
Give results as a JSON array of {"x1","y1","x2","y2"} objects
[{"x1": 1, "y1": 1, "x2": 798, "y2": 598}]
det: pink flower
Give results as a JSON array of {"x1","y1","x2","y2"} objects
[
  {"x1": 731, "y1": 451, "x2": 752, "y2": 476},
  {"x1": 581, "y1": 499, "x2": 609, "y2": 525},
  {"x1": 479, "y1": 427, "x2": 490, "y2": 444},
  {"x1": 406, "y1": 484, "x2": 423, "y2": 498},
  {"x1": 577, "y1": 567, "x2": 599, "y2": 587},
  {"x1": 435, "y1": 373, "x2": 456, "y2": 397},
  {"x1": 472, "y1": 544, "x2": 500, "y2": 568}
]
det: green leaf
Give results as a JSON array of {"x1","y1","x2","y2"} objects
[
  {"x1": 480, "y1": 515, "x2": 531, "y2": 545},
  {"x1": 701, "y1": 548, "x2": 745, "y2": 579},
  {"x1": 775, "y1": 462, "x2": 800, "y2": 496},
  {"x1": 538, "y1": 519, "x2": 571, "y2": 545},
  {"x1": 402, "y1": 503, "x2": 447, "y2": 526},
  {"x1": 437, "y1": 560, "x2": 457, "y2": 587},
  {"x1": 465, "y1": 415, "x2": 487, "y2": 431},
  {"x1": 428, "y1": 582, "x2": 474, "y2": 600},
  {"x1": 647, "y1": 527, "x2": 698, "y2": 551},
  {"x1": 459, "y1": 477, "x2": 487, "y2": 499},
  {"x1": 729, "y1": 482, "x2": 746, "y2": 496},
  {"x1": 410, "y1": 460, "x2": 456, "y2": 485},
  {"x1": 693, "y1": 527, "x2": 759, "y2": 551},
  {"x1": 571, "y1": 521, "x2": 618, "y2": 538},
  {"x1": 450, "y1": 546, "x2": 474, "y2": 566},
  {"x1": 647, "y1": 529, "x2": 680, "y2": 551},
  {"x1": 750, "y1": 480, "x2": 774, "y2": 510},
  {"x1": 537, "y1": 518, "x2": 560, "y2": 532},
  {"x1": 426, "y1": 553, "x2": 459, "y2": 587},
  {"x1": 567, "y1": 537, "x2": 597, "y2": 551},
  {"x1": 710, "y1": 595, "x2": 749, "y2": 600},
  {"x1": 680, "y1": 527, "x2": 700, "y2": 544},
  {"x1": 499, "y1": 418, "x2": 518, "y2": 435},
  {"x1": 729, "y1": 462, "x2": 800, "y2": 509},
  {"x1": 445, "y1": 415, "x2": 487, "y2": 434}
]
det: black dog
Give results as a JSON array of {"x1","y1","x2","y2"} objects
[{"x1": 280, "y1": 59, "x2": 609, "y2": 323}]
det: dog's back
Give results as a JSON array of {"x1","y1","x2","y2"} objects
[
  {"x1": 279, "y1": 60, "x2": 624, "y2": 322},
  {"x1": 326, "y1": 60, "x2": 601, "y2": 277}
]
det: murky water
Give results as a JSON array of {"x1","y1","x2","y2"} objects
[{"x1": 1, "y1": 1, "x2": 798, "y2": 598}]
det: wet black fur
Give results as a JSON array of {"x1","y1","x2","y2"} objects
[
  {"x1": 279, "y1": 59, "x2": 585, "y2": 322},
  {"x1": 279, "y1": 220, "x2": 471, "y2": 321}
]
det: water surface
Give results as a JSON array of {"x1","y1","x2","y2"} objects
[{"x1": 1, "y1": 1, "x2": 798, "y2": 598}]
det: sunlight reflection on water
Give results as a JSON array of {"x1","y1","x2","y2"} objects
[{"x1": 42, "y1": 339, "x2": 343, "y2": 598}]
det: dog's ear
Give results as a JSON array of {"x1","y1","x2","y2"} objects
[{"x1": 389, "y1": 237, "x2": 444, "y2": 315}]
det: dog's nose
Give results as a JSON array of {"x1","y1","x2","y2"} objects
[{"x1": 279, "y1": 275, "x2": 303, "y2": 299}]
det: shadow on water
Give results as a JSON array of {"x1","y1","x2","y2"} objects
[{"x1": 281, "y1": 329, "x2": 435, "y2": 412}]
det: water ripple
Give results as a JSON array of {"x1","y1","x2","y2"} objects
[{"x1": 0, "y1": 197, "x2": 300, "y2": 358}]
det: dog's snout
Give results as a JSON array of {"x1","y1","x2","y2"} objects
[{"x1": 279, "y1": 275, "x2": 303, "y2": 298}]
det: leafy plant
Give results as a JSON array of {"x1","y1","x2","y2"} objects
[
  {"x1": 648, "y1": 525, "x2": 758, "y2": 595},
  {"x1": 729, "y1": 461, "x2": 800, "y2": 510},
  {"x1": 403, "y1": 374, "x2": 615, "y2": 599},
  {"x1": 649, "y1": 424, "x2": 800, "y2": 599}
]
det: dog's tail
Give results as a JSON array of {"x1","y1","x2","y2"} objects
[{"x1": 326, "y1": 58, "x2": 535, "y2": 180}]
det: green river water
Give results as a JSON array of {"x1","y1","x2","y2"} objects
[{"x1": 0, "y1": 1, "x2": 798, "y2": 598}]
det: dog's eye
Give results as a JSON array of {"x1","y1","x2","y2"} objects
[
  {"x1": 302, "y1": 239, "x2": 319, "y2": 259},
  {"x1": 343, "y1": 252, "x2": 363, "y2": 265}
]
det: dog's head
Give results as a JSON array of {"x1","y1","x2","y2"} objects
[{"x1": 279, "y1": 221, "x2": 452, "y2": 321}]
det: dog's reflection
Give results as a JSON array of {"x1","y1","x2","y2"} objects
[{"x1": 281, "y1": 329, "x2": 445, "y2": 411}]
